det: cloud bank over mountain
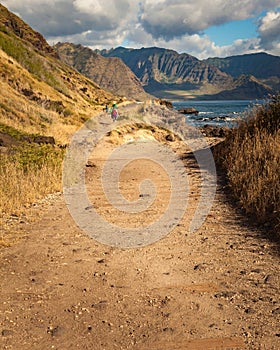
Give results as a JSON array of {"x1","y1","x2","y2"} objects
[{"x1": 3, "y1": 0, "x2": 280, "y2": 58}]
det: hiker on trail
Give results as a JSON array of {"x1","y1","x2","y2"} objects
[{"x1": 111, "y1": 101, "x2": 118, "y2": 121}]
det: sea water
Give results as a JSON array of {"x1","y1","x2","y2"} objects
[{"x1": 172, "y1": 100, "x2": 260, "y2": 128}]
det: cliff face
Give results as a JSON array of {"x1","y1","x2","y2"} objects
[
  {"x1": 54, "y1": 43, "x2": 149, "y2": 101},
  {"x1": 101, "y1": 47, "x2": 232, "y2": 86},
  {"x1": 99, "y1": 47, "x2": 275, "y2": 100}
]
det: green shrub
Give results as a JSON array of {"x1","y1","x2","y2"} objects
[
  {"x1": 0, "y1": 31, "x2": 68, "y2": 94},
  {"x1": 10, "y1": 143, "x2": 64, "y2": 172}
]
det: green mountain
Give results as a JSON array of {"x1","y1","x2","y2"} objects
[
  {"x1": 204, "y1": 53, "x2": 280, "y2": 92},
  {"x1": 98, "y1": 47, "x2": 275, "y2": 100},
  {"x1": 204, "y1": 53, "x2": 280, "y2": 78},
  {"x1": 54, "y1": 42, "x2": 148, "y2": 101},
  {"x1": 100, "y1": 46, "x2": 231, "y2": 85}
]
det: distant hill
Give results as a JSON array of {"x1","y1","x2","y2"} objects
[
  {"x1": 204, "y1": 52, "x2": 280, "y2": 78},
  {"x1": 98, "y1": 47, "x2": 274, "y2": 100},
  {"x1": 204, "y1": 74, "x2": 274, "y2": 100},
  {"x1": 100, "y1": 46, "x2": 231, "y2": 85},
  {"x1": 204, "y1": 53, "x2": 280, "y2": 92},
  {"x1": 0, "y1": 4, "x2": 116, "y2": 144},
  {"x1": 54, "y1": 43, "x2": 148, "y2": 101}
]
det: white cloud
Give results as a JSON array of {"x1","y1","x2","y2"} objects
[
  {"x1": 73, "y1": 0, "x2": 104, "y2": 14},
  {"x1": 2, "y1": 0, "x2": 138, "y2": 36},
  {"x1": 124, "y1": 28, "x2": 262, "y2": 59},
  {"x1": 2, "y1": 0, "x2": 280, "y2": 58},
  {"x1": 257, "y1": 11, "x2": 280, "y2": 55},
  {"x1": 139, "y1": 0, "x2": 280, "y2": 40}
]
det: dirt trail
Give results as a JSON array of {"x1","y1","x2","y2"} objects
[{"x1": 1, "y1": 108, "x2": 279, "y2": 350}]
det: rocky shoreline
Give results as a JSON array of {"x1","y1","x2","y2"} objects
[
  {"x1": 155, "y1": 99, "x2": 232, "y2": 139},
  {"x1": 199, "y1": 124, "x2": 231, "y2": 138}
]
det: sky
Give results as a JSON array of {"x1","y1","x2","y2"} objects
[{"x1": 2, "y1": 0, "x2": 280, "y2": 59}]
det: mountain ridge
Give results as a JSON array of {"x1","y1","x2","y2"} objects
[
  {"x1": 54, "y1": 42, "x2": 149, "y2": 101},
  {"x1": 204, "y1": 52, "x2": 280, "y2": 79},
  {"x1": 98, "y1": 46, "x2": 276, "y2": 100},
  {"x1": 204, "y1": 52, "x2": 280, "y2": 93}
]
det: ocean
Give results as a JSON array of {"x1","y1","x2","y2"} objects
[{"x1": 172, "y1": 100, "x2": 260, "y2": 128}]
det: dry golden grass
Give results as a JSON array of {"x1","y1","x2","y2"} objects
[
  {"x1": 0, "y1": 158, "x2": 61, "y2": 213},
  {"x1": 0, "y1": 144, "x2": 64, "y2": 215},
  {"x1": 215, "y1": 94, "x2": 280, "y2": 234},
  {"x1": 0, "y1": 9, "x2": 123, "y2": 247},
  {"x1": 0, "y1": 52, "x2": 106, "y2": 144}
]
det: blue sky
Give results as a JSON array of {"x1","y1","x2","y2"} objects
[
  {"x1": 2, "y1": 1, "x2": 280, "y2": 59},
  {"x1": 205, "y1": 19, "x2": 258, "y2": 46}
]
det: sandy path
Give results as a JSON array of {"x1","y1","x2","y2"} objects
[{"x1": 1, "y1": 108, "x2": 279, "y2": 350}]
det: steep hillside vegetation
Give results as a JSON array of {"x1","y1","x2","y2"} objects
[
  {"x1": 0, "y1": 4, "x2": 115, "y2": 143},
  {"x1": 0, "y1": 4, "x2": 117, "y2": 216},
  {"x1": 99, "y1": 47, "x2": 274, "y2": 100},
  {"x1": 54, "y1": 43, "x2": 149, "y2": 101},
  {"x1": 0, "y1": 3, "x2": 58, "y2": 58}
]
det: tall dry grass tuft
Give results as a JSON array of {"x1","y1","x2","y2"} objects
[
  {"x1": 215, "y1": 94, "x2": 280, "y2": 234},
  {"x1": 0, "y1": 144, "x2": 64, "y2": 215}
]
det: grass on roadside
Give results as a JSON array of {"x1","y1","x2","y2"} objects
[
  {"x1": 0, "y1": 142, "x2": 64, "y2": 215},
  {"x1": 215, "y1": 94, "x2": 280, "y2": 235}
]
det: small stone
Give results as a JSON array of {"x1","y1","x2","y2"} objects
[
  {"x1": 194, "y1": 264, "x2": 203, "y2": 270},
  {"x1": 86, "y1": 161, "x2": 96, "y2": 168},
  {"x1": 1, "y1": 329, "x2": 14, "y2": 336},
  {"x1": 47, "y1": 325, "x2": 64, "y2": 337},
  {"x1": 264, "y1": 275, "x2": 274, "y2": 283},
  {"x1": 162, "y1": 327, "x2": 174, "y2": 332},
  {"x1": 165, "y1": 133, "x2": 175, "y2": 141},
  {"x1": 244, "y1": 308, "x2": 255, "y2": 314}
]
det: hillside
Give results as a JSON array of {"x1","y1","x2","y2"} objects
[
  {"x1": 204, "y1": 53, "x2": 280, "y2": 91},
  {"x1": 100, "y1": 47, "x2": 232, "y2": 97},
  {"x1": 0, "y1": 3, "x2": 58, "y2": 58},
  {"x1": 204, "y1": 52, "x2": 280, "y2": 78},
  {"x1": 0, "y1": 4, "x2": 119, "y2": 216},
  {"x1": 54, "y1": 43, "x2": 149, "y2": 101},
  {"x1": 101, "y1": 47, "x2": 230, "y2": 85},
  {"x1": 202, "y1": 75, "x2": 273, "y2": 100},
  {"x1": 0, "y1": 4, "x2": 116, "y2": 144},
  {"x1": 99, "y1": 47, "x2": 274, "y2": 100}
]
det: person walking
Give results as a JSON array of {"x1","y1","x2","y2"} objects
[{"x1": 111, "y1": 101, "x2": 118, "y2": 121}]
